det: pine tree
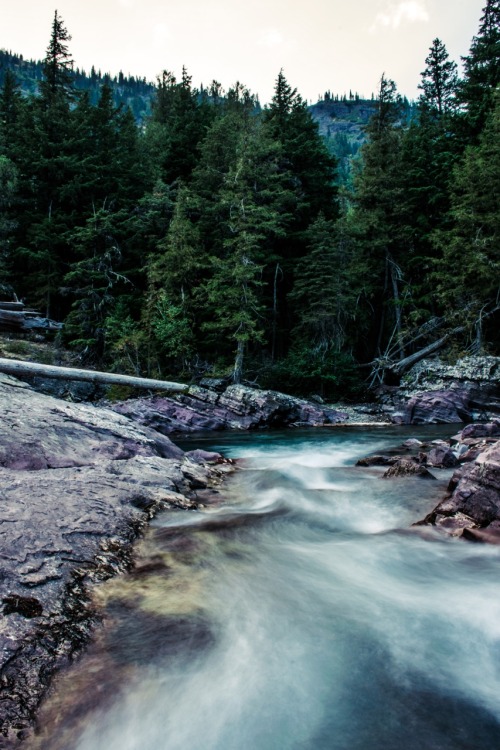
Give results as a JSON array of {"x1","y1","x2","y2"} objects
[
  {"x1": 419, "y1": 38, "x2": 458, "y2": 117},
  {"x1": 459, "y1": 0, "x2": 500, "y2": 140},
  {"x1": 348, "y1": 74, "x2": 406, "y2": 361},
  {"x1": 434, "y1": 91, "x2": 500, "y2": 350}
]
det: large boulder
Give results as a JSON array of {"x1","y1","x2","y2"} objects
[{"x1": 111, "y1": 384, "x2": 348, "y2": 435}]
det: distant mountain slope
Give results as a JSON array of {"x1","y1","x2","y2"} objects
[{"x1": 0, "y1": 49, "x2": 155, "y2": 122}]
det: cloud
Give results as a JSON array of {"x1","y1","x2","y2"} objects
[
  {"x1": 258, "y1": 28, "x2": 285, "y2": 48},
  {"x1": 371, "y1": 1, "x2": 429, "y2": 31}
]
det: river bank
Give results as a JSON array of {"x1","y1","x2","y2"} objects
[{"x1": 1, "y1": 357, "x2": 499, "y2": 746}]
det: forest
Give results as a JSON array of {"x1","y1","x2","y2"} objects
[{"x1": 0, "y1": 2, "x2": 498, "y2": 398}]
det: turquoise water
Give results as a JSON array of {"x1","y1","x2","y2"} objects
[{"x1": 32, "y1": 426, "x2": 500, "y2": 750}]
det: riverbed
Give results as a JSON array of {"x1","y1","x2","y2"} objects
[{"x1": 26, "y1": 426, "x2": 500, "y2": 750}]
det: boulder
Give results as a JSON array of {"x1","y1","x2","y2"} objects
[
  {"x1": 426, "y1": 445, "x2": 459, "y2": 468},
  {"x1": 404, "y1": 389, "x2": 471, "y2": 424},
  {"x1": 383, "y1": 458, "x2": 436, "y2": 479}
]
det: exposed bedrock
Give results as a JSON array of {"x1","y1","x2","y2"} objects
[
  {"x1": 375, "y1": 356, "x2": 500, "y2": 424},
  {"x1": 111, "y1": 383, "x2": 348, "y2": 434},
  {"x1": 0, "y1": 374, "x2": 232, "y2": 747}
]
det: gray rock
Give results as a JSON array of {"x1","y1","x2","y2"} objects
[
  {"x1": 383, "y1": 458, "x2": 436, "y2": 479},
  {"x1": 426, "y1": 446, "x2": 459, "y2": 468}
]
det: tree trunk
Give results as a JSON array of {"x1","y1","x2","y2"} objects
[
  {"x1": 233, "y1": 340, "x2": 244, "y2": 384},
  {"x1": 0, "y1": 358, "x2": 189, "y2": 392}
]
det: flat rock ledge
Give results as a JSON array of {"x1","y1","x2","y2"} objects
[
  {"x1": 414, "y1": 421, "x2": 500, "y2": 542},
  {"x1": 0, "y1": 374, "x2": 233, "y2": 747}
]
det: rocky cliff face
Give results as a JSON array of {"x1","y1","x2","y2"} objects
[{"x1": 0, "y1": 374, "x2": 232, "y2": 747}]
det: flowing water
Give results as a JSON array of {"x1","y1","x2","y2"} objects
[{"x1": 29, "y1": 427, "x2": 500, "y2": 750}]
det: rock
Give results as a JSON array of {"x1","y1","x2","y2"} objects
[
  {"x1": 417, "y1": 439, "x2": 500, "y2": 539},
  {"x1": 383, "y1": 458, "x2": 436, "y2": 479},
  {"x1": 0, "y1": 377, "x2": 232, "y2": 745},
  {"x1": 403, "y1": 438, "x2": 424, "y2": 448},
  {"x1": 460, "y1": 422, "x2": 500, "y2": 439},
  {"x1": 434, "y1": 513, "x2": 477, "y2": 537},
  {"x1": 376, "y1": 356, "x2": 500, "y2": 424},
  {"x1": 426, "y1": 446, "x2": 459, "y2": 468},
  {"x1": 185, "y1": 449, "x2": 225, "y2": 464},
  {"x1": 462, "y1": 525, "x2": 500, "y2": 544},
  {"x1": 356, "y1": 455, "x2": 396, "y2": 467},
  {"x1": 404, "y1": 389, "x2": 471, "y2": 424},
  {"x1": 111, "y1": 384, "x2": 348, "y2": 434}
]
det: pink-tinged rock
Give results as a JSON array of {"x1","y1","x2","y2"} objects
[
  {"x1": 404, "y1": 390, "x2": 471, "y2": 424},
  {"x1": 418, "y1": 440, "x2": 500, "y2": 533},
  {"x1": 112, "y1": 384, "x2": 348, "y2": 434}
]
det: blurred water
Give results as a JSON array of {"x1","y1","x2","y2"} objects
[{"x1": 30, "y1": 427, "x2": 500, "y2": 750}]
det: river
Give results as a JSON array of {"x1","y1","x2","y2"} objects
[{"x1": 28, "y1": 426, "x2": 500, "y2": 750}]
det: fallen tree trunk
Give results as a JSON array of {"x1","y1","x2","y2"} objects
[
  {"x1": 388, "y1": 326, "x2": 465, "y2": 377},
  {"x1": 0, "y1": 358, "x2": 189, "y2": 393}
]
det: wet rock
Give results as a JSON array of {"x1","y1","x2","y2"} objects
[
  {"x1": 426, "y1": 446, "x2": 459, "y2": 468},
  {"x1": 434, "y1": 513, "x2": 477, "y2": 537},
  {"x1": 417, "y1": 440, "x2": 500, "y2": 539},
  {"x1": 383, "y1": 458, "x2": 436, "y2": 479},
  {"x1": 462, "y1": 525, "x2": 500, "y2": 544},
  {"x1": 356, "y1": 455, "x2": 396, "y2": 467}
]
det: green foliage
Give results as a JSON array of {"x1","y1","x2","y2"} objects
[
  {"x1": 259, "y1": 346, "x2": 363, "y2": 400},
  {"x1": 0, "y1": 7, "x2": 497, "y2": 394}
]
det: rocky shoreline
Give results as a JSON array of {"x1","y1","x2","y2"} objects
[
  {"x1": 1, "y1": 355, "x2": 499, "y2": 745},
  {"x1": 0, "y1": 374, "x2": 233, "y2": 747}
]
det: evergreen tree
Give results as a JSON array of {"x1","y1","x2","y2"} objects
[
  {"x1": 348, "y1": 74, "x2": 406, "y2": 361},
  {"x1": 396, "y1": 40, "x2": 461, "y2": 324},
  {"x1": 434, "y1": 92, "x2": 500, "y2": 350},
  {"x1": 419, "y1": 38, "x2": 458, "y2": 117},
  {"x1": 459, "y1": 0, "x2": 500, "y2": 140}
]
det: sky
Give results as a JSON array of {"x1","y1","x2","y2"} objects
[{"x1": 0, "y1": 0, "x2": 486, "y2": 104}]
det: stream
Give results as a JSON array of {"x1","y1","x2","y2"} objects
[{"x1": 28, "y1": 426, "x2": 500, "y2": 750}]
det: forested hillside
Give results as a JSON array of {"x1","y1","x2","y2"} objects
[{"x1": 0, "y1": 4, "x2": 498, "y2": 398}]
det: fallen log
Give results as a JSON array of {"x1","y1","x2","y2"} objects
[
  {"x1": 388, "y1": 326, "x2": 465, "y2": 377},
  {"x1": 0, "y1": 358, "x2": 189, "y2": 393}
]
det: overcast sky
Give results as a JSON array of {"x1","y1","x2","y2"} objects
[{"x1": 1, "y1": 0, "x2": 486, "y2": 104}]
